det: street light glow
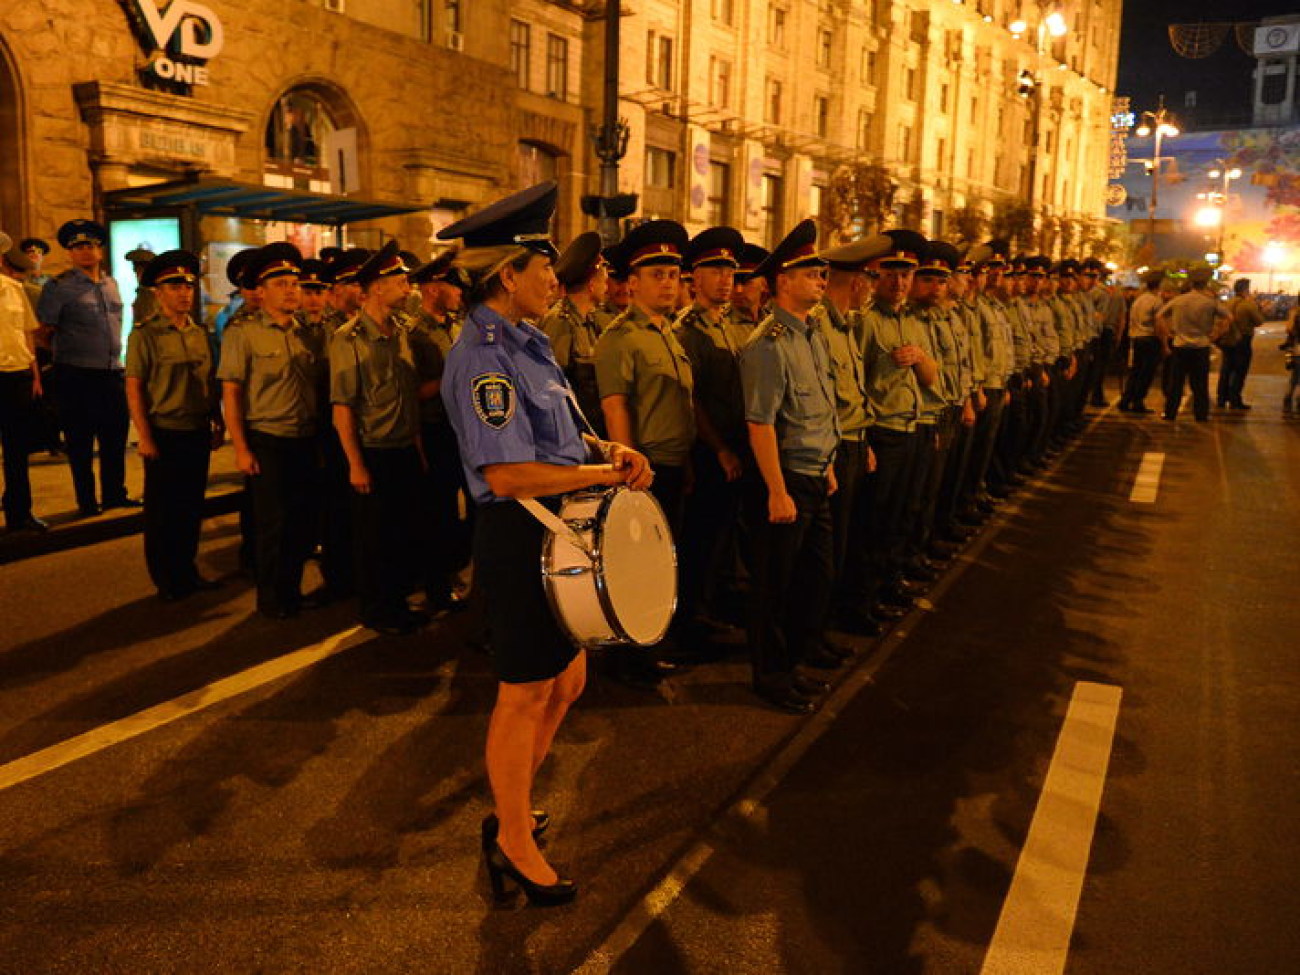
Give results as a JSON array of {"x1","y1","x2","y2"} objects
[
  {"x1": 1010, "y1": 19, "x2": 1028, "y2": 35},
  {"x1": 1194, "y1": 207, "x2": 1222, "y2": 228},
  {"x1": 1264, "y1": 242, "x2": 1286, "y2": 267},
  {"x1": 1046, "y1": 11, "x2": 1068, "y2": 37}
]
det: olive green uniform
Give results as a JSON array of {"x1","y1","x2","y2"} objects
[
  {"x1": 539, "y1": 296, "x2": 604, "y2": 435},
  {"x1": 126, "y1": 314, "x2": 218, "y2": 596},
  {"x1": 331, "y1": 311, "x2": 436, "y2": 628}
]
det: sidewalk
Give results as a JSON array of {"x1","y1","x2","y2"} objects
[{"x1": 0, "y1": 442, "x2": 244, "y2": 565}]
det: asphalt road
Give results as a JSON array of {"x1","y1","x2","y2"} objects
[{"x1": 1, "y1": 345, "x2": 1297, "y2": 974}]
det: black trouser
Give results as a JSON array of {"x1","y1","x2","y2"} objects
[
  {"x1": 0, "y1": 370, "x2": 35, "y2": 527},
  {"x1": 1087, "y1": 328, "x2": 1115, "y2": 404},
  {"x1": 907, "y1": 417, "x2": 950, "y2": 562},
  {"x1": 315, "y1": 422, "x2": 354, "y2": 595},
  {"x1": 352, "y1": 444, "x2": 422, "y2": 627},
  {"x1": 1121, "y1": 337, "x2": 1162, "y2": 409},
  {"x1": 1216, "y1": 336, "x2": 1254, "y2": 406},
  {"x1": 1165, "y1": 347, "x2": 1212, "y2": 420},
  {"x1": 936, "y1": 406, "x2": 975, "y2": 533},
  {"x1": 745, "y1": 470, "x2": 833, "y2": 686},
  {"x1": 995, "y1": 379, "x2": 1030, "y2": 486},
  {"x1": 143, "y1": 428, "x2": 211, "y2": 595},
  {"x1": 420, "y1": 420, "x2": 471, "y2": 602},
  {"x1": 829, "y1": 436, "x2": 870, "y2": 616},
  {"x1": 964, "y1": 388, "x2": 1006, "y2": 505},
  {"x1": 54, "y1": 364, "x2": 129, "y2": 509},
  {"x1": 679, "y1": 444, "x2": 746, "y2": 627},
  {"x1": 861, "y1": 426, "x2": 922, "y2": 604},
  {"x1": 248, "y1": 431, "x2": 317, "y2": 614}
]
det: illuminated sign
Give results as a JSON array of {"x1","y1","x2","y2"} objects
[
  {"x1": 121, "y1": 1, "x2": 225, "y2": 93},
  {"x1": 1109, "y1": 97, "x2": 1132, "y2": 181}
]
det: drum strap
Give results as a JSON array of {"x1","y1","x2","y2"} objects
[{"x1": 519, "y1": 498, "x2": 597, "y2": 561}]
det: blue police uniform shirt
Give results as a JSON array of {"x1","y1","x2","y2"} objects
[
  {"x1": 36, "y1": 269, "x2": 125, "y2": 370},
  {"x1": 442, "y1": 302, "x2": 588, "y2": 505}
]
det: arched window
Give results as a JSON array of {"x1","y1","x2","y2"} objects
[
  {"x1": 264, "y1": 88, "x2": 338, "y2": 189},
  {"x1": 0, "y1": 41, "x2": 23, "y2": 233}
]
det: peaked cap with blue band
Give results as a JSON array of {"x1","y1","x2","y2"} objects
[{"x1": 436, "y1": 181, "x2": 559, "y2": 260}]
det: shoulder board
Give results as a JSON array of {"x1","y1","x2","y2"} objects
[
  {"x1": 335, "y1": 313, "x2": 362, "y2": 338},
  {"x1": 606, "y1": 310, "x2": 633, "y2": 331},
  {"x1": 761, "y1": 316, "x2": 786, "y2": 340}
]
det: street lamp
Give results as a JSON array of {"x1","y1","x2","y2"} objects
[
  {"x1": 1206, "y1": 160, "x2": 1242, "y2": 265},
  {"x1": 1134, "y1": 99, "x2": 1180, "y2": 258}
]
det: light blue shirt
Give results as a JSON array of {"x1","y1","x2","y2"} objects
[
  {"x1": 36, "y1": 269, "x2": 124, "y2": 370},
  {"x1": 442, "y1": 303, "x2": 588, "y2": 504}
]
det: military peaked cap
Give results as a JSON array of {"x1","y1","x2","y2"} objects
[
  {"x1": 684, "y1": 226, "x2": 744, "y2": 270},
  {"x1": 141, "y1": 250, "x2": 200, "y2": 288},
  {"x1": 553, "y1": 231, "x2": 606, "y2": 286},
  {"x1": 57, "y1": 220, "x2": 107, "y2": 249},
  {"x1": 437, "y1": 181, "x2": 559, "y2": 260}
]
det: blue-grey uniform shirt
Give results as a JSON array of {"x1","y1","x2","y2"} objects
[
  {"x1": 36, "y1": 269, "x2": 124, "y2": 370},
  {"x1": 740, "y1": 306, "x2": 839, "y2": 476},
  {"x1": 442, "y1": 303, "x2": 587, "y2": 505}
]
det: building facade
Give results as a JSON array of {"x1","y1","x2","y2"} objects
[
  {"x1": 0, "y1": 0, "x2": 1121, "y2": 301},
  {"x1": 601, "y1": 0, "x2": 1122, "y2": 249}
]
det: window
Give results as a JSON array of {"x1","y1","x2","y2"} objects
[
  {"x1": 1262, "y1": 63, "x2": 1288, "y2": 105},
  {"x1": 858, "y1": 109, "x2": 871, "y2": 149},
  {"x1": 967, "y1": 147, "x2": 977, "y2": 180},
  {"x1": 646, "y1": 146, "x2": 676, "y2": 189},
  {"x1": 761, "y1": 173, "x2": 784, "y2": 248},
  {"x1": 810, "y1": 183, "x2": 825, "y2": 223},
  {"x1": 646, "y1": 31, "x2": 656, "y2": 85},
  {"x1": 814, "y1": 95, "x2": 830, "y2": 139},
  {"x1": 264, "y1": 88, "x2": 337, "y2": 190},
  {"x1": 936, "y1": 137, "x2": 947, "y2": 170},
  {"x1": 940, "y1": 83, "x2": 950, "y2": 113},
  {"x1": 931, "y1": 209, "x2": 944, "y2": 239},
  {"x1": 766, "y1": 77, "x2": 783, "y2": 124},
  {"x1": 445, "y1": 0, "x2": 462, "y2": 33},
  {"x1": 653, "y1": 35, "x2": 674, "y2": 90},
  {"x1": 861, "y1": 47, "x2": 876, "y2": 85},
  {"x1": 769, "y1": 8, "x2": 787, "y2": 48},
  {"x1": 899, "y1": 123, "x2": 913, "y2": 162},
  {"x1": 518, "y1": 141, "x2": 559, "y2": 187},
  {"x1": 510, "y1": 20, "x2": 530, "y2": 90},
  {"x1": 710, "y1": 57, "x2": 732, "y2": 109},
  {"x1": 712, "y1": 0, "x2": 734, "y2": 25},
  {"x1": 905, "y1": 67, "x2": 917, "y2": 101},
  {"x1": 707, "y1": 161, "x2": 731, "y2": 225},
  {"x1": 817, "y1": 29, "x2": 833, "y2": 68},
  {"x1": 546, "y1": 34, "x2": 568, "y2": 100}
]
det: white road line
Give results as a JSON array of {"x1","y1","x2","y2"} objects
[
  {"x1": 980, "y1": 681, "x2": 1123, "y2": 975},
  {"x1": 0, "y1": 625, "x2": 367, "y2": 794},
  {"x1": 1128, "y1": 451, "x2": 1165, "y2": 503}
]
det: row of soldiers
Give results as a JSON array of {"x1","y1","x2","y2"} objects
[
  {"x1": 130, "y1": 238, "x2": 469, "y2": 636},
  {"x1": 526, "y1": 218, "x2": 1124, "y2": 709},
  {"x1": 124, "y1": 214, "x2": 1123, "y2": 710}
]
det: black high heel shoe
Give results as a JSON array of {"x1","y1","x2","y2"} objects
[
  {"x1": 480, "y1": 810, "x2": 551, "y2": 849},
  {"x1": 485, "y1": 841, "x2": 577, "y2": 906}
]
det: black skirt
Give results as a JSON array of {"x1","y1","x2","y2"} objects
[{"x1": 473, "y1": 499, "x2": 580, "y2": 684}]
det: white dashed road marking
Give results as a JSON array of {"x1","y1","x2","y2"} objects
[{"x1": 980, "y1": 681, "x2": 1124, "y2": 975}]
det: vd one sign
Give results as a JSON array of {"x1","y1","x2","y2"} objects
[{"x1": 125, "y1": 0, "x2": 225, "y2": 89}]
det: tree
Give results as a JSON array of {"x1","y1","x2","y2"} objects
[
  {"x1": 950, "y1": 203, "x2": 987, "y2": 244},
  {"x1": 991, "y1": 199, "x2": 1035, "y2": 253},
  {"x1": 821, "y1": 161, "x2": 899, "y2": 243}
]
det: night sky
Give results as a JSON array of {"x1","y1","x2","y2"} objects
[{"x1": 1118, "y1": 0, "x2": 1300, "y2": 126}]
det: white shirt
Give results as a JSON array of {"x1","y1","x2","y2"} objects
[
  {"x1": 0, "y1": 275, "x2": 38, "y2": 373},
  {"x1": 1128, "y1": 291, "x2": 1163, "y2": 340}
]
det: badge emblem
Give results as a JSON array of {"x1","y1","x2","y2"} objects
[{"x1": 472, "y1": 373, "x2": 516, "y2": 429}]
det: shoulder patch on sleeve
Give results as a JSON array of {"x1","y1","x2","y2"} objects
[{"x1": 471, "y1": 372, "x2": 516, "y2": 429}]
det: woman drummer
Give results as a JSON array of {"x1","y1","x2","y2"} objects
[{"x1": 439, "y1": 182, "x2": 653, "y2": 906}]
